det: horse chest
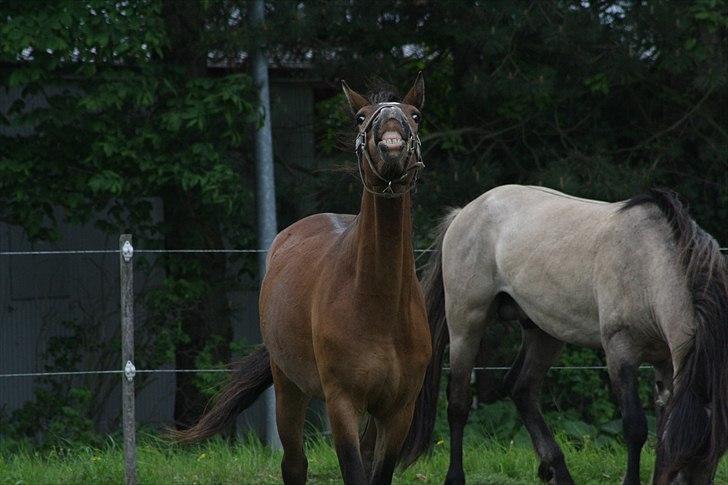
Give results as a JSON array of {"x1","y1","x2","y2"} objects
[{"x1": 314, "y1": 321, "x2": 428, "y2": 405}]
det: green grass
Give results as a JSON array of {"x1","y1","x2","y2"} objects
[{"x1": 2, "y1": 433, "x2": 728, "y2": 484}]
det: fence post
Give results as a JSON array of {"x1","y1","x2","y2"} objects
[
  {"x1": 251, "y1": 0, "x2": 281, "y2": 449},
  {"x1": 119, "y1": 235, "x2": 136, "y2": 485}
]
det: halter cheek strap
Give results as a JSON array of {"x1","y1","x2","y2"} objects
[{"x1": 355, "y1": 103, "x2": 425, "y2": 199}]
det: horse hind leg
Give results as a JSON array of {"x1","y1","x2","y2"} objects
[
  {"x1": 507, "y1": 322, "x2": 573, "y2": 485},
  {"x1": 445, "y1": 303, "x2": 491, "y2": 485},
  {"x1": 272, "y1": 363, "x2": 311, "y2": 485}
]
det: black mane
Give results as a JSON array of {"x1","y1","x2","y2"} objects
[
  {"x1": 622, "y1": 188, "x2": 728, "y2": 476},
  {"x1": 366, "y1": 78, "x2": 400, "y2": 104}
]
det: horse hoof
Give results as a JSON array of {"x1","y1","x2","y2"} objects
[
  {"x1": 444, "y1": 471, "x2": 465, "y2": 485},
  {"x1": 538, "y1": 463, "x2": 553, "y2": 482},
  {"x1": 539, "y1": 463, "x2": 575, "y2": 485}
]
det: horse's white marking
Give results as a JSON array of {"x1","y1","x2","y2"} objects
[{"x1": 327, "y1": 213, "x2": 347, "y2": 233}]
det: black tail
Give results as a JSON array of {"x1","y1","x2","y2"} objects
[
  {"x1": 623, "y1": 189, "x2": 728, "y2": 478},
  {"x1": 399, "y1": 208, "x2": 461, "y2": 466},
  {"x1": 168, "y1": 346, "x2": 273, "y2": 443}
]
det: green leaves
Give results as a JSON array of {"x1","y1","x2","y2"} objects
[{"x1": 87, "y1": 170, "x2": 123, "y2": 195}]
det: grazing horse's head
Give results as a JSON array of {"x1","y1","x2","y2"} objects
[{"x1": 341, "y1": 73, "x2": 425, "y2": 198}]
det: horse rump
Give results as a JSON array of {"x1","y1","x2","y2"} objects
[{"x1": 624, "y1": 189, "x2": 728, "y2": 481}]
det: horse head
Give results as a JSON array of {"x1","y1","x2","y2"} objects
[{"x1": 341, "y1": 73, "x2": 425, "y2": 198}]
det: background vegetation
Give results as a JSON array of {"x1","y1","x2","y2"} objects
[{"x1": 1, "y1": 0, "x2": 727, "y2": 457}]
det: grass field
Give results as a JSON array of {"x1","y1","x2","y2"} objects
[{"x1": 3, "y1": 433, "x2": 728, "y2": 485}]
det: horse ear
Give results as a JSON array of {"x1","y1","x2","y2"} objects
[
  {"x1": 341, "y1": 80, "x2": 370, "y2": 115},
  {"x1": 402, "y1": 71, "x2": 425, "y2": 110}
]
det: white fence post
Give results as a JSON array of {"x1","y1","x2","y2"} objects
[{"x1": 120, "y1": 235, "x2": 136, "y2": 485}]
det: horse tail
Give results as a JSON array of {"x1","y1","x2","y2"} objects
[
  {"x1": 399, "y1": 207, "x2": 461, "y2": 467},
  {"x1": 623, "y1": 189, "x2": 728, "y2": 478},
  {"x1": 168, "y1": 345, "x2": 273, "y2": 443}
]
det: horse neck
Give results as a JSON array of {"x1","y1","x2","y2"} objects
[{"x1": 349, "y1": 190, "x2": 416, "y2": 305}]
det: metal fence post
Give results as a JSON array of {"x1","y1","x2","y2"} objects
[
  {"x1": 251, "y1": 0, "x2": 281, "y2": 449},
  {"x1": 119, "y1": 235, "x2": 136, "y2": 485}
]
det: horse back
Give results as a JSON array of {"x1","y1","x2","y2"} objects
[{"x1": 448, "y1": 185, "x2": 689, "y2": 355}]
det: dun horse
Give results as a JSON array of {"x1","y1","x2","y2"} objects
[
  {"x1": 409, "y1": 185, "x2": 728, "y2": 484},
  {"x1": 172, "y1": 75, "x2": 432, "y2": 485}
]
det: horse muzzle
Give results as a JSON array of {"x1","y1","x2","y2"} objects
[{"x1": 375, "y1": 116, "x2": 412, "y2": 173}]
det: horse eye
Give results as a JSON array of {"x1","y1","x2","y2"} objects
[
  {"x1": 412, "y1": 113, "x2": 421, "y2": 124},
  {"x1": 356, "y1": 114, "x2": 366, "y2": 125}
]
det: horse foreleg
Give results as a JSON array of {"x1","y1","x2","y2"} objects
[
  {"x1": 445, "y1": 330, "x2": 485, "y2": 485},
  {"x1": 272, "y1": 364, "x2": 311, "y2": 485},
  {"x1": 508, "y1": 324, "x2": 573, "y2": 485},
  {"x1": 652, "y1": 360, "x2": 673, "y2": 484},
  {"x1": 604, "y1": 332, "x2": 647, "y2": 485},
  {"x1": 360, "y1": 415, "x2": 377, "y2": 479},
  {"x1": 326, "y1": 393, "x2": 368, "y2": 485},
  {"x1": 369, "y1": 404, "x2": 416, "y2": 485}
]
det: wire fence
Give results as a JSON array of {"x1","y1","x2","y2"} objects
[
  {"x1": 1, "y1": 239, "x2": 725, "y2": 483},
  {"x1": 1, "y1": 244, "x2": 726, "y2": 381},
  {"x1": 0, "y1": 366, "x2": 656, "y2": 380}
]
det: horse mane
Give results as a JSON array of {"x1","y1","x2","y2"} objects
[
  {"x1": 621, "y1": 189, "x2": 728, "y2": 474},
  {"x1": 366, "y1": 78, "x2": 400, "y2": 104}
]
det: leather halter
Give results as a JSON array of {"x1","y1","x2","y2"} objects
[{"x1": 354, "y1": 103, "x2": 425, "y2": 198}]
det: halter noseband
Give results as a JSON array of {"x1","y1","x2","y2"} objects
[{"x1": 354, "y1": 103, "x2": 424, "y2": 198}]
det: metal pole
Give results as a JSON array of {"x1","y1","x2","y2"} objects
[
  {"x1": 251, "y1": 0, "x2": 281, "y2": 449},
  {"x1": 119, "y1": 235, "x2": 137, "y2": 485}
]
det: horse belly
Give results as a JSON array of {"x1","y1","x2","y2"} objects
[
  {"x1": 515, "y1": 297, "x2": 602, "y2": 348},
  {"x1": 506, "y1": 282, "x2": 602, "y2": 348}
]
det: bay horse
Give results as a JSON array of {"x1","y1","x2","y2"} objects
[
  {"x1": 172, "y1": 74, "x2": 432, "y2": 485},
  {"x1": 409, "y1": 185, "x2": 728, "y2": 484}
]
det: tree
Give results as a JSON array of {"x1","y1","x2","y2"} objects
[
  {"x1": 2, "y1": 0, "x2": 727, "y2": 438},
  {"x1": 1, "y1": 0, "x2": 260, "y2": 429}
]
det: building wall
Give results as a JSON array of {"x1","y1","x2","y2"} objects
[{"x1": 0, "y1": 78, "x2": 317, "y2": 435}]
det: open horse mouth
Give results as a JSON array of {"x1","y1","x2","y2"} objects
[
  {"x1": 380, "y1": 130, "x2": 405, "y2": 150},
  {"x1": 375, "y1": 118, "x2": 410, "y2": 166}
]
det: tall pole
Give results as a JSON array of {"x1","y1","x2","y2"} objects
[
  {"x1": 251, "y1": 0, "x2": 281, "y2": 449},
  {"x1": 119, "y1": 235, "x2": 136, "y2": 485}
]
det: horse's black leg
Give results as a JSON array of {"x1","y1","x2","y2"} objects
[
  {"x1": 445, "y1": 329, "x2": 486, "y2": 485},
  {"x1": 272, "y1": 364, "x2": 311, "y2": 485},
  {"x1": 508, "y1": 323, "x2": 574, "y2": 485},
  {"x1": 445, "y1": 367, "x2": 470, "y2": 485},
  {"x1": 605, "y1": 333, "x2": 647, "y2": 485},
  {"x1": 652, "y1": 360, "x2": 673, "y2": 485}
]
